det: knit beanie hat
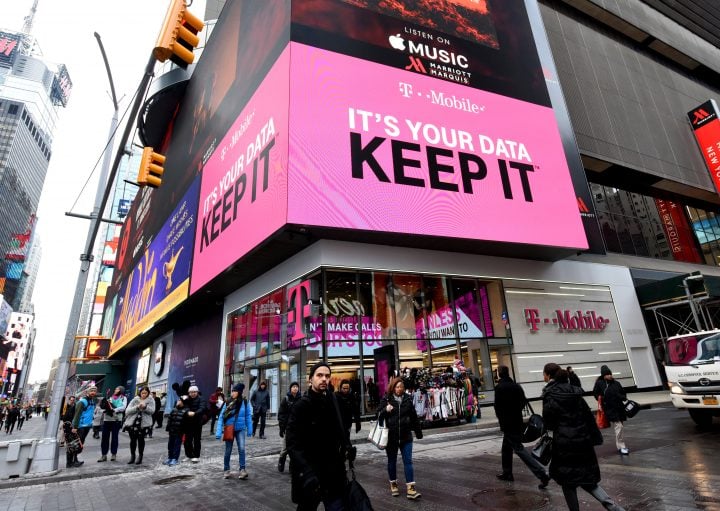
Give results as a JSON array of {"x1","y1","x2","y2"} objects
[
  {"x1": 309, "y1": 361, "x2": 331, "y2": 378},
  {"x1": 289, "y1": 381, "x2": 299, "y2": 390},
  {"x1": 600, "y1": 365, "x2": 612, "y2": 376},
  {"x1": 232, "y1": 383, "x2": 245, "y2": 393}
]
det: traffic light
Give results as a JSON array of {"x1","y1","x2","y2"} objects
[
  {"x1": 86, "y1": 337, "x2": 111, "y2": 359},
  {"x1": 154, "y1": 0, "x2": 205, "y2": 69},
  {"x1": 136, "y1": 147, "x2": 165, "y2": 188}
]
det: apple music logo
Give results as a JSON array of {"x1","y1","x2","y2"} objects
[{"x1": 389, "y1": 33, "x2": 406, "y2": 50}]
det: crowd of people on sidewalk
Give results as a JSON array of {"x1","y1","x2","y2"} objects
[
  {"x1": 56, "y1": 360, "x2": 634, "y2": 511},
  {"x1": 0, "y1": 401, "x2": 40, "y2": 434}
]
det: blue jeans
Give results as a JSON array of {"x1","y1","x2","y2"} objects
[
  {"x1": 100, "y1": 421, "x2": 121, "y2": 455},
  {"x1": 168, "y1": 434, "x2": 182, "y2": 460},
  {"x1": 224, "y1": 429, "x2": 246, "y2": 470},
  {"x1": 386, "y1": 441, "x2": 414, "y2": 482}
]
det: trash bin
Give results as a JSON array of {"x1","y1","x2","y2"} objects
[{"x1": 0, "y1": 439, "x2": 36, "y2": 479}]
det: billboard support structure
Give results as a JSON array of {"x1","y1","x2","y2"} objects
[{"x1": 30, "y1": 52, "x2": 157, "y2": 476}]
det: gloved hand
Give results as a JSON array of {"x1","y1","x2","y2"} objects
[
  {"x1": 279, "y1": 428, "x2": 285, "y2": 438},
  {"x1": 355, "y1": 423, "x2": 361, "y2": 434},
  {"x1": 346, "y1": 445, "x2": 357, "y2": 462},
  {"x1": 415, "y1": 430, "x2": 423, "y2": 440}
]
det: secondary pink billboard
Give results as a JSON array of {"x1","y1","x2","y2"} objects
[
  {"x1": 288, "y1": 43, "x2": 587, "y2": 249},
  {"x1": 190, "y1": 48, "x2": 290, "y2": 294}
]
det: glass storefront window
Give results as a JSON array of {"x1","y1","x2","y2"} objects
[
  {"x1": 392, "y1": 274, "x2": 425, "y2": 339},
  {"x1": 286, "y1": 272, "x2": 323, "y2": 351},
  {"x1": 358, "y1": 271, "x2": 396, "y2": 339},
  {"x1": 325, "y1": 270, "x2": 362, "y2": 385}
]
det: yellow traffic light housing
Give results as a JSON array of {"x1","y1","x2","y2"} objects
[
  {"x1": 136, "y1": 147, "x2": 165, "y2": 188},
  {"x1": 154, "y1": 0, "x2": 205, "y2": 69}
]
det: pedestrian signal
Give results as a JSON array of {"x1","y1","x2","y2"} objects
[
  {"x1": 136, "y1": 147, "x2": 165, "y2": 188},
  {"x1": 86, "y1": 337, "x2": 111, "y2": 358}
]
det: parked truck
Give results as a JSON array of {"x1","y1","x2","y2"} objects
[{"x1": 664, "y1": 330, "x2": 720, "y2": 427}]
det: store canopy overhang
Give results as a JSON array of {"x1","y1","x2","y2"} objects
[{"x1": 636, "y1": 271, "x2": 720, "y2": 308}]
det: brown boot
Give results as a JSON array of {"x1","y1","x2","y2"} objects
[
  {"x1": 389, "y1": 480, "x2": 399, "y2": 497},
  {"x1": 406, "y1": 482, "x2": 421, "y2": 500}
]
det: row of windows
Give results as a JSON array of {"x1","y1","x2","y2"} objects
[{"x1": 0, "y1": 101, "x2": 51, "y2": 161}]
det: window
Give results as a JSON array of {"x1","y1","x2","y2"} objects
[{"x1": 8, "y1": 104, "x2": 18, "y2": 115}]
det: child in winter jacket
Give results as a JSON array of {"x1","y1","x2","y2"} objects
[{"x1": 164, "y1": 400, "x2": 186, "y2": 466}]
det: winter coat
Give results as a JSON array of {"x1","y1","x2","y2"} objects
[
  {"x1": 166, "y1": 407, "x2": 186, "y2": 435},
  {"x1": 215, "y1": 397, "x2": 252, "y2": 438},
  {"x1": 123, "y1": 395, "x2": 156, "y2": 430},
  {"x1": 61, "y1": 402, "x2": 76, "y2": 423},
  {"x1": 493, "y1": 376, "x2": 527, "y2": 434},
  {"x1": 592, "y1": 378, "x2": 627, "y2": 422},
  {"x1": 182, "y1": 394, "x2": 207, "y2": 431},
  {"x1": 286, "y1": 389, "x2": 347, "y2": 504},
  {"x1": 378, "y1": 392, "x2": 422, "y2": 447},
  {"x1": 278, "y1": 391, "x2": 302, "y2": 436},
  {"x1": 335, "y1": 390, "x2": 361, "y2": 434},
  {"x1": 209, "y1": 391, "x2": 225, "y2": 418},
  {"x1": 103, "y1": 394, "x2": 128, "y2": 422},
  {"x1": 250, "y1": 388, "x2": 270, "y2": 415},
  {"x1": 73, "y1": 396, "x2": 97, "y2": 428},
  {"x1": 542, "y1": 380, "x2": 602, "y2": 486}
]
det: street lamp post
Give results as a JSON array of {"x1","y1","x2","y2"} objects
[{"x1": 29, "y1": 37, "x2": 157, "y2": 474}]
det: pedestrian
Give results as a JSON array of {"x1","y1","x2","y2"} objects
[
  {"x1": 123, "y1": 386, "x2": 155, "y2": 465},
  {"x1": 208, "y1": 386, "x2": 225, "y2": 434},
  {"x1": 92, "y1": 403, "x2": 104, "y2": 439},
  {"x1": 182, "y1": 385, "x2": 207, "y2": 462},
  {"x1": 593, "y1": 365, "x2": 629, "y2": 455},
  {"x1": 335, "y1": 379, "x2": 361, "y2": 441},
  {"x1": 216, "y1": 383, "x2": 252, "y2": 479},
  {"x1": 567, "y1": 366, "x2": 583, "y2": 389},
  {"x1": 98, "y1": 386, "x2": 127, "y2": 462},
  {"x1": 71, "y1": 386, "x2": 98, "y2": 467},
  {"x1": 164, "y1": 399, "x2": 186, "y2": 466},
  {"x1": 277, "y1": 381, "x2": 301, "y2": 473},
  {"x1": 378, "y1": 376, "x2": 423, "y2": 499},
  {"x1": 250, "y1": 381, "x2": 270, "y2": 439},
  {"x1": 542, "y1": 363, "x2": 625, "y2": 511},
  {"x1": 286, "y1": 362, "x2": 354, "y2": 510},
  {"x1": 4, "y1": 404, "x2": 19, "y2": 434},
  {"x1": 367, "y1": 378, "x2": 379, "y2": 410},
  {"x1": 159, "y1": 392, "x2": 167, "y2": 428},
  {"x1": 16, "y1": 406, "x2": 25, "y2": 431},
  {"x1": 493, "y1": 365, "x2": 550, "y2": 489}
]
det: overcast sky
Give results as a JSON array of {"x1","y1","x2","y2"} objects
[{"x1": 3, "y1": 0, "x2": 206, "y2": 383}]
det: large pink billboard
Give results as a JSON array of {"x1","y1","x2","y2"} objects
[
  {"x1": 288, "y1": 43, "x2": 586, "y2": 249},
  {"x1": 190, "y1": 48, "x2": 290, "y2": 294}
]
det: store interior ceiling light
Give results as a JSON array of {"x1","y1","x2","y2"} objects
[
  {"x1": 598, "y1": 351, "x2": 627, "y2": 355},
  {"x1": 567, "y1": 341, "x2": 612, "y2": 344},
  {"x1": 505, "y1": 290, "x2": 585, "y2": 297},
  {"x1": 517, "y1": 353, "x2": 564, "y2": 359},
  {"x1": 558, "y1": 286, "x2": 611, "y2": 292}
]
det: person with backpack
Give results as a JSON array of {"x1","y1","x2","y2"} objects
[
  {"x1": 71, "y1": 386, "x2": 98, "y2": 467},
  {"x1": 593, "y1": 365, "x2": 629, "y2": 455},
  {"x1": 277, "y1": 381, "x2": 301, "y2": 473},
  {"x1": 216, "y1": 383, "x2": 252, "y2": 479}
]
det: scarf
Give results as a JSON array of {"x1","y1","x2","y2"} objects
[{"x1": 223, "y1": 396, "x2": 245, "y2": 421}]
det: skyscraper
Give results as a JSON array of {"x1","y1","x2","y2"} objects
[{"x1": 0, "y1": 23, "x2": 70, "y2": 309}]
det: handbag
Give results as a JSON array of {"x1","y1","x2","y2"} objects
[
  {"x1": 344, "y1": 462, "x2": 374, "y2": 511},
  {"x1": 522, "y1": 401, "x2": 544, "y2": 443},
  {"x1": 222, "y1": 423, "x2": 235, "y2": 441},
  {"x1": 531, "y1": 433, "x2": 552, "y2": 465},
  {"x1": 596, "y1": 396, "x2": 610, "y2": 429},
  {"x1": 367, "y1": 419, "x2": 388, "y2": 449},
  {"x1": 624, "y1": 399, "x2": 640, "y2": 418}
]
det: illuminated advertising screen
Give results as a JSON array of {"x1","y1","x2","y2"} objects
[
  {"x1": 688, "y1": 100, "x2": 720, "y2": 194},
  {"x1": 3, "y1": 312, "x2": 32, "y2": 371},
  {"x1": 190, "y1": 48, "x2": 290, "y2": 294},
  {"x1": 110, "y1": 178, "x2": 199, "y2": 354},
  {"x1": 50, "y1": 64, "x2": 73, "y2": 108},
  {"x1": 286, "y1": 0, "x2": 587, "y2": 249}
]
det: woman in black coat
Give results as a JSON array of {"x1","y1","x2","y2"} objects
[
  {"x1": 378, "y1": 377, "x2": 423, "y2": 500},
  {"x1": 542, "y1": 363, "x2": 625, "y2": 511},
  {"x1": 593, "y1": 365, "x2": 628, "y2": 455}
]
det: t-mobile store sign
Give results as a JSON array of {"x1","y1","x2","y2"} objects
[{"x1": 524, "y1": 308, "x2": 610, "y2": 332}]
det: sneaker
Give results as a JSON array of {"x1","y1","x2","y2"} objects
[
  {"x1": 191, "y1": 458, "x2": 200, "y2": 463},
  {"x1": 97, "y1": 455, "x2": 107, "y2": 463},
  {"x1": 619, "y1": 448, "x2": 629, "y2": 455},
  {"x1": 73, "y1": 461, "x2": 85, "y2": 468},
  {"x1": 168, "y1": 459, "x2": 178, "y2": 466},
  {"x1": 223, "y1": 470, "x2": 231, "y2": 479},
  {"x1": 238, "y1": 469, "x2": 248, "y2": 480},
  {"x1": 162, "y1": 458, "x2": 171, "y2": 465},
  {"x1": 496, "y1": 473, "x2": 514, "y2": 481},
  {"x1": 110, "y1": 454, "x2": 117, "y2": 462}
]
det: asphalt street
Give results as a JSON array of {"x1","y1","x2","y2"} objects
[{"x1": 0, "y1": 391, "x2": 719, "y2": 510}]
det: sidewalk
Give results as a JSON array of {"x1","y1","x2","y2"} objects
[{"x1": 0, "y1": 389, "x2": 670, "y2": 488}]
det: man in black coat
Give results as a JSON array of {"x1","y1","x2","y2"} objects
[
  {"x1": 277, "y1": 381, "x2": 301, "y2": 473},
  {"x1": 182, "y1": 385, "x2": 207, "y2": 463},
  {"x1": 493, "y1": 365, "x2": 549, "y2": 488},
  {"x1": 286, "y1": 362, "x2": 353, "y2": 511},
  {"x1": 593, "y1": 365, "x2": 628, "y2": 455},
  {"x1": 250, "y1": 381, "x2": 270, "y2": 439},
  {"x1": 335, "y1": 379, "x2": 361, "y2": 440}
]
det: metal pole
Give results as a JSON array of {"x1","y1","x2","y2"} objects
[
  {"x1": 30, "y1": 53, "x2": 156, "y2": 475},
  {"x1": 683, "y1": 276, "x2": 703, "y2": 332}
]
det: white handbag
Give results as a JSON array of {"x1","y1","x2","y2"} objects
[{"x1": 367, "y1": 419, "x2": 388, "y2": 449}]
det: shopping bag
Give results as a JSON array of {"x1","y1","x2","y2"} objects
[
  {"x1": 367, "y1": 420, "x2": 388, "y2": 449},
  {"x1": 522, "y1": 401, "x2": 544, "y2": 443},
  {"x1": 531, "y1": 433, "x2": 552, "y2": 465},
  {"x1": 624, "y1": 399, "x2": 640, "y2": 418},
  {"x1": 344, "y1": 463, "x2": 374, "y2": 511},
  {"x1": 596, "y1": 396, "x2": 610, "y2": 429}
]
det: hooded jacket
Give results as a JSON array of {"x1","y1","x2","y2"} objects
[{"x1": 251, "y1": 387, "x2": 270, "y2": 414}]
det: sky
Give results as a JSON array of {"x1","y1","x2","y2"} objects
[{"x1": 3, "y1": 0, "x2": 206, "y2": 383}]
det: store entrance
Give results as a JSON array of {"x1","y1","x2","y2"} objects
[{"x1": 462, "y1": 340, "x2": 513, "y2": 402}]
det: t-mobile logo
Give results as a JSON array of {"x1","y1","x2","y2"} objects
[{"x1": 287, "y1": 280, "x2": 312, "y2": 342}]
